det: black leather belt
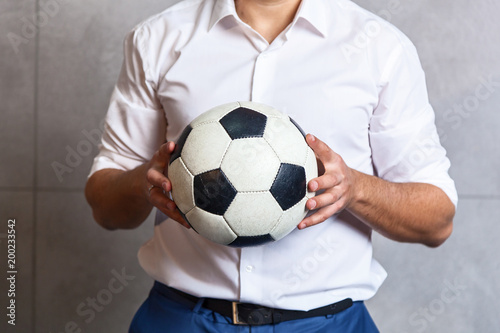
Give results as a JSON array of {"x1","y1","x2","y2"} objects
[{"x1": 153, "y1": 282, "x2": 353, "y2": 326}]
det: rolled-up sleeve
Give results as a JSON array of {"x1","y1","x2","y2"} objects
[
  {"x1": 89, "y1": 26, "x2": 166, "y2": 177},
  {"x1": 369, "y1": 37, "x2": 458, "y2": 208}
]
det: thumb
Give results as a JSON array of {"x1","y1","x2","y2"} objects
[
  {"x1": 151, "y1": 141, "x2": 175, "y2": 172},
  {"x1": 306, "y1": 134, "x2": 330, "y2": 174},
  {"x1": 306, "y1": 134, "x2": 330, "y2": 156}
]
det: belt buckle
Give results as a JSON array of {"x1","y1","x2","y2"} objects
[{"x1": 232, "y1": 302, "x2": 246, "y2": 325}]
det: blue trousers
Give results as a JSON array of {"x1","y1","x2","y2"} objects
[{"x1": 129, "y1": 282, "x2": 379, "y2": 333}]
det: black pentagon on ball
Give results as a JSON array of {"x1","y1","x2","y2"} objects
[
  {"x1": 289, "y1": 116, "x2": 306, "y2": 138},
  {"x1": 193, "y1": 169, "x2": 237, "y2": 215},
  {"x1": 228, "y1": 234, "x2": 275, "y2": 247},
  {"x1": 270, "y1": 163, "x2": 307, "y2": 211},
  {"x1": 169, "y1": 125, "x2": 192, "y2": 164},
  {"x1": 219, "y1": 107, "x2": 267, "y2": 139}
]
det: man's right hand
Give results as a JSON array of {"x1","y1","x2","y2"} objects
[{"x1": 146, "y1": 141, "x2": 191, "y2": 229}]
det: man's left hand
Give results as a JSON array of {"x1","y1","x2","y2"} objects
[{"x1": 299, "y1": 134, "x2": 358, "y2": 229}]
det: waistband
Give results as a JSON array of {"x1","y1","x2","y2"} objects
[{"x1": 152, "y1": 281, "x2": 353, "y2": 326}]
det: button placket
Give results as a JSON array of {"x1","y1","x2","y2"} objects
[
  {"x1": 239, "y1": 247, "x2": 264, "y2": 302},
  {"x1": 251, "y1": 51, "x2": 278, "y2": 102}
]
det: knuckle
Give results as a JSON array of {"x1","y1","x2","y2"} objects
[
  {"x1": 146, "y1": 169, "x2": 156, "y2": 182},
  {"x1": 324, "y1": 192, "x2": 334, "y2": 204},
  {"x1": 316, "y1": 213, "x2": 328, "y2": 223},
  {"x1": 330, "y1": 174, "x2": 339, "y2": 185}
]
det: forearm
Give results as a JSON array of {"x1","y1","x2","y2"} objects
[
  {"x1": 348, "y1": 170, "x2": 455, "y2": 247},
  {"x1": 85, "y1": 164, "x2": 153, "y2": 230}
]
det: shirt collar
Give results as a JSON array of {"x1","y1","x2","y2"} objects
[
  {"x1": 294, "y1": 0, "x2": 328, "y2": 38},
  {"x1": 209, "y1": 0, "x2": 328, "y2": 38},
  {"x1": 208, "y1": 0, "x2": 238, "y2": 32}
]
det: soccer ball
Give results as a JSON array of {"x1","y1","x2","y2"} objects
[{"x1": 168, "y1": 101, "x2": 317, "y2": 247}]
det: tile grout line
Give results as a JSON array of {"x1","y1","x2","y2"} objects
[
  {"x1": 458, "y1": 195, "x2": 500, "y2": 200},
  {"x1": 32, "y1": 0, "x2": 40, "y2": 329}
]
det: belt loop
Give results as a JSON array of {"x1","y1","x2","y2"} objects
[{"x1": 192, "y1": 298, "x2": 205, "y2": 313}]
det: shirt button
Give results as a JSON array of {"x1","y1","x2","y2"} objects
[{"x1": 246, "y1": 265, "x2": 254, "y2": 273}]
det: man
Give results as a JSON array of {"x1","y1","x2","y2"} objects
[{"x1": 85, "y1": 0, "x2": 457, "y2": 332}]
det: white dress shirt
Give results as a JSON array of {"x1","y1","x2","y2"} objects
[{"x1": 90, "y1": 0, "x2": 458, "y2": 311}]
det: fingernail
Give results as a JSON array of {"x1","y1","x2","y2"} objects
[
  {"x1": 309, "y1": 181, "x2": 318, "y2": 192},
  {"x1": 162, "y1": 182, "x2": 168, "y2": 191},
  {"x1": 308, "y1": 200, "x2": 316, "y2": 209}
]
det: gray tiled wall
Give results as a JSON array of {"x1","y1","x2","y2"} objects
[
  {"x1": 0, "y1": 0, "x2": 36, "y2": 188},
  {"x1": 1, "y1": 0, "x2": 170, "y2": 332},
  {"x1": 1, "y1": 0, "x2": 499, "y2": 332},
  {"x1": 35, "y1": 192, "x2": 154, "y2": 332}
]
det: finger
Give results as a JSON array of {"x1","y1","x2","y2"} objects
[
  {"x1": 162, "y1": 207, "x2": 191, "y2": 229},
  {"x1": 146, "y1": 168, "x2": 171, "y2": 191},
  {"x1": 299, "y1": 201, "x2": 344, "y2": 229},
  {"x1": 149, "y1": 186, "x2": 174, "y2": 209},
  {"x1": 149, "y1": 187, "x2": 190, "y2": 228},
  {"x1": 308, "y1": 173, "x2": 341, "y2": 192},
  {"x1": 150, "y1": 141, "x2": 176, "y2": 170},
  {"x1": 306, "y1": 134, "x2": 338, "y2": 163},
  {"x1": 159, "y1": 141, "x2": 176, "y2": 159},
  {"x1": 306, "y1": 190, "x2": 341, "y2": 210}
]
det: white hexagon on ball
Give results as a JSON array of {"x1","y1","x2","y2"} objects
[
  {"x1": 264, "y1": 117, "x2": 309, "y2": 166},
  {"x1": 168, "y1": 158, "x2": 195, "y2": 214},
  {"x1": 190, "y1": 102, "x2": 240, "y2": 127},
  {"x1": 220, "y1": 138, "x2": 281, "y2": 192},
  {"x1": 181, "y1": 122, "x2": 231, "y2": 176},
  {"x1": 224, "y1": 192, "x2": 283, "y2": 236},
  {"x1": 186, "y1": 207, "x2": 237, "y2": 245}
]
